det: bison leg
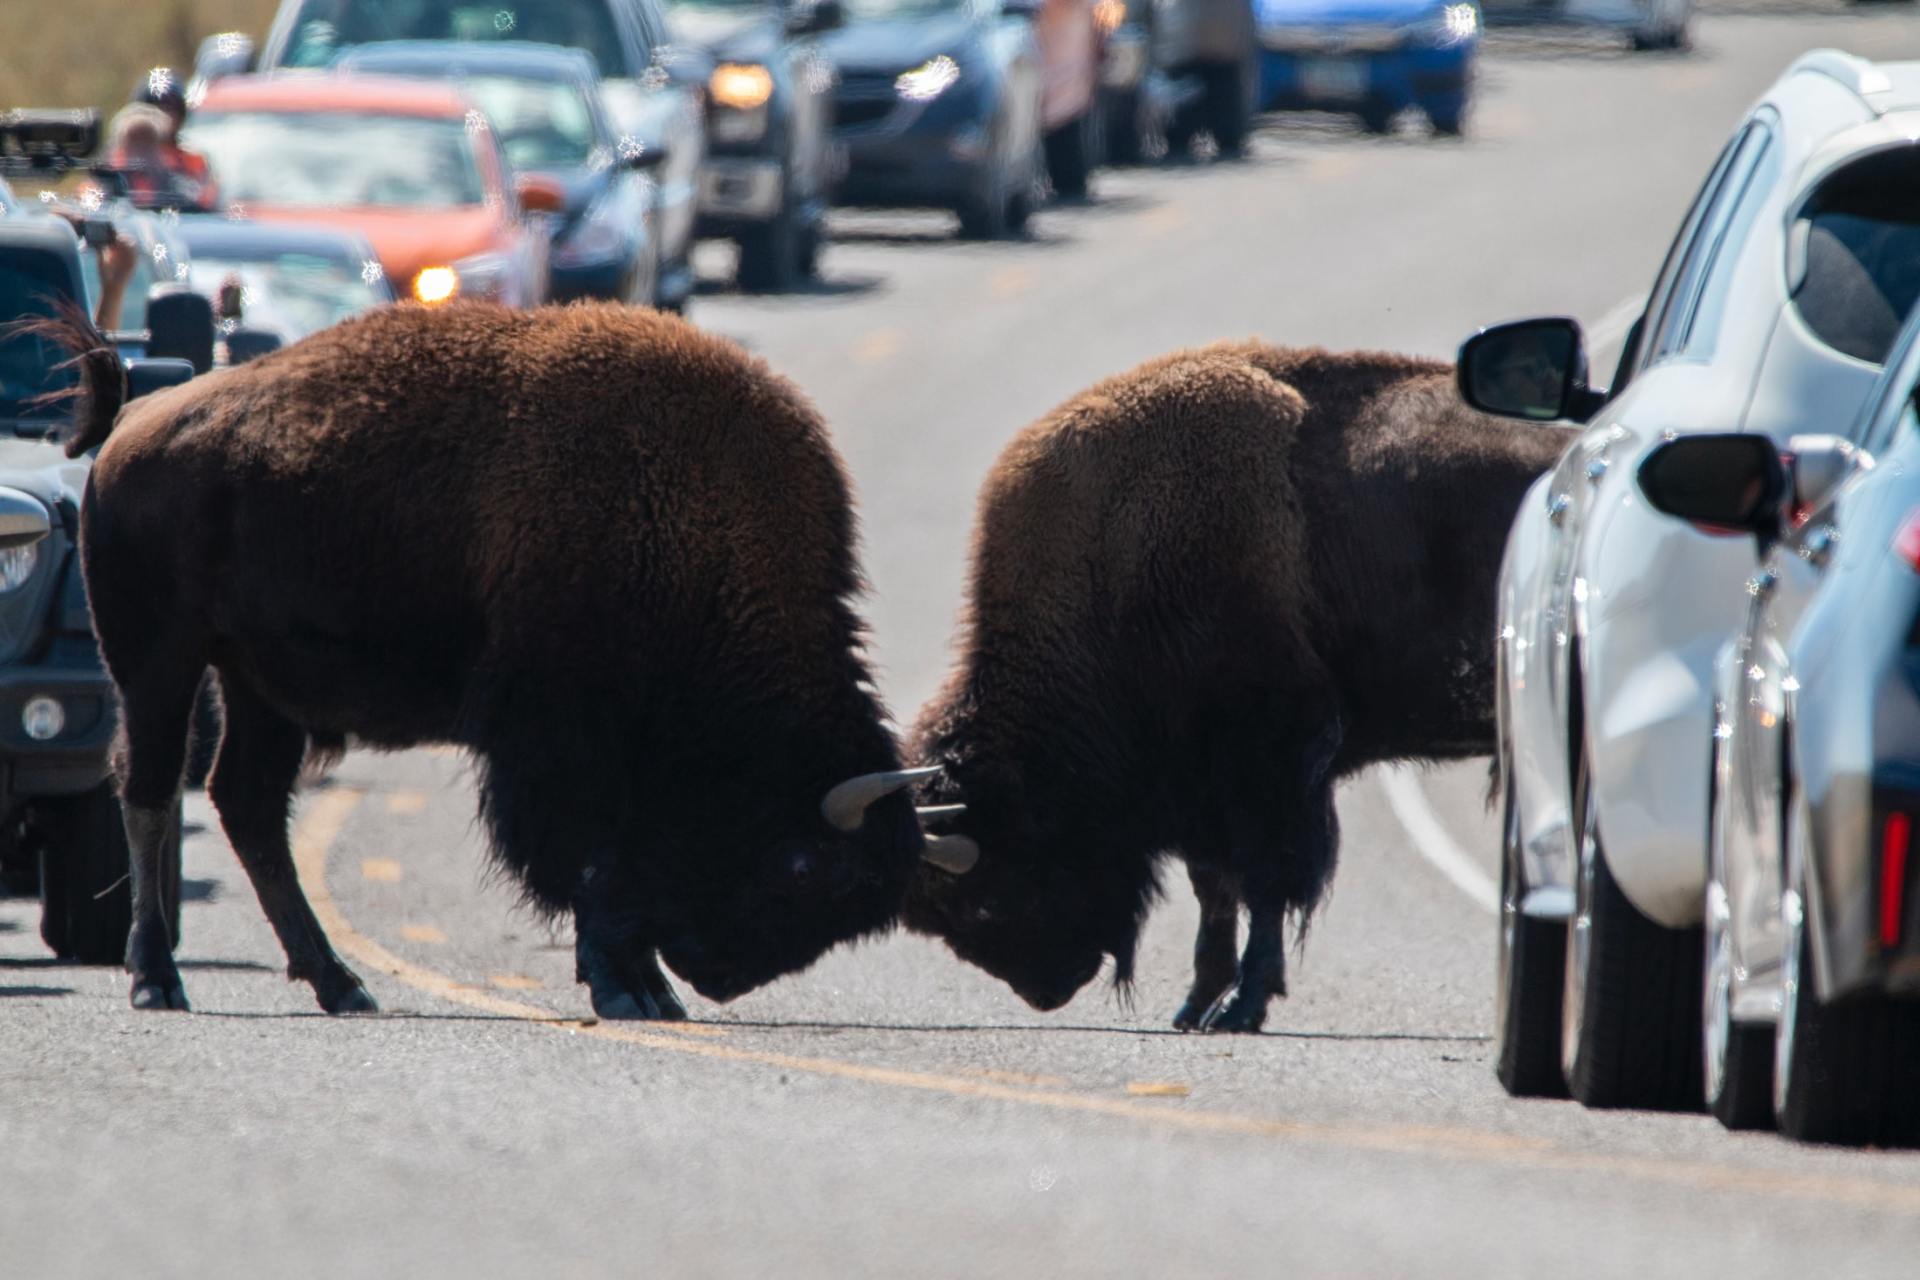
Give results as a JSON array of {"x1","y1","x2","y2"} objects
[
  {"x1": 1173, "y1": 864, "x2": 1240, "y2": 1031},
  {"x1": 208, "y1": 676, "x2": 375, "y2": 1014},
  {"x1": 572, "y1": 868, "x2": 685, "y2": 1021},
  {"x1": 114, "y1": 661, "x2": 202, "y2": 1012}
]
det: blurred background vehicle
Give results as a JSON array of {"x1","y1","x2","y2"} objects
[
  {"x1": 184, "y1": 74, "x2": 558, "y2": 307},
  {"x1": 822, "y1": 0, "x2": 1046, "y2": 239},
  {"x1": 1253, "y1": 0, "x2": 1478, "y2": 135},
  {"x1": 175, "y1": 219, "x2": 396, "y2": 354},
  {"x1": 1031, "y1": 0, "x2": 1102, "y2": 195},
  {"x1": 1095, "y1": 0, "x2": 1163, "y2": 164},
  {"x1": 1637, "y1": 297, "x2": 1920, "y2": 1146},
  {"x1": 662, "y1": 0, "x2": 842, "y2": 291},
  {"x1": 1479, "y1": 0, "x2": 1688, "y2": 52},
  {"x1": 337, "y1": 41, "x2": 669, "y2": 307},
  {"x1": 0, "y1": 110, "x2": 208, "y2": 965},
  {"x1": 199, "y1": 0, "x2": 706, "y2": 309},
  {"x1": 1463, "y1": 50, "x2": 1920, "y2": 1113}
]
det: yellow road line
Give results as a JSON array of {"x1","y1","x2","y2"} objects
[
  {"x1": 291, "y1": 787, "x2": 1920, "y2": 1215},
  {"x1": 359, "y1": 857, "x2": 403, "y2": 884},
  {"x1": 852, "y1": 328, "x2": 901, "y2": 364},
  {"x1": 488, "y1": 973, "x2": 544, "y2": 991},
  {"x1": 386, "y1": 791, "x2": 428, "y2": 815},
  {"x1": 399, "y1": 924, "x2": 446, "y2": 944}
]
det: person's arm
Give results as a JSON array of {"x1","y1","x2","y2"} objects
[{"x1": 92, "y1": 233, "x2": 138, "y2": 330}]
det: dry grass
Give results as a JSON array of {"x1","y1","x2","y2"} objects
[{"x1": 0, "y1": 0, "x2": 282, "y2": 118}]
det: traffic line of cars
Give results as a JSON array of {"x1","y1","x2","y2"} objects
[{"x1": 1461, "y1": 49, "x2": 1920, "y2": 1145}]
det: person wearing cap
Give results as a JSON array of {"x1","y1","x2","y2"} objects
[{"x1": 119, "y1": 67, "x2": 219, "y2": 210}]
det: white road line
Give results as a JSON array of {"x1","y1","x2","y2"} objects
[{"x1": 1378, "y1": 765, "x2": 1499, "y2": 914}]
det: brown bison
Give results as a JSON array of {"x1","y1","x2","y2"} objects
[
  {"x1": 905, "y1": 341, "x2": 1572, "y2": 1031},
  {"x1": 51, "y1": 301, "x2": 940, "y2": 1018}
]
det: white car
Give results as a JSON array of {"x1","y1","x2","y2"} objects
[
  {"x1": 1480, "y1": 0, "x2": 1689, "y2": 52},
  {"x1": 1457, "y1": 50, "x2": 1920, "y2": 1109}
]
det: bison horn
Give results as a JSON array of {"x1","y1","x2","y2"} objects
[
  {"x1": 914, "y1": 803, "x2": 967, "y2": 822},
  {"x1": 821, "y1": 765, "x2": 941, "y2": 833},
  {"x1": 922, "y1": 833, "x2": 980, "y2": 875}
]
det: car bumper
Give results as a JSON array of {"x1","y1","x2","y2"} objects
[
  {"x1": 549, "y1": 255, "x2": 637, "y2": 304},
  {"x1": 1257, "y1": 41, "x2": 1473, "y2": 116},
  {"x1": 697, "y1": 157, "x2": 786, "y2": 230},
  {"x1": 0, "y1": 656, "x2": 115, "y2": 797},
  {"x1": 835, "y1": 128, "x2": 987, "y2": 209}
]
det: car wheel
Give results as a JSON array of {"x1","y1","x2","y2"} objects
[
  {"x1": 1044, "y1": 111, "x2": 1093, "y2": 200},
  {"x1": 796, "y1": 211, "x2": 824, "y2": 282},
  {"x1": 957, "y1": 146, "x2": 1010, "y2": 240},
  {"x1": 1426, "y1": 104, "x2": 1466, "y2": 137},
  {"x1": 1702, "y1": 739, "x2": 1774, "y2": 1129},
  {"x1": 1359, "y1": 104, "x2": 1396, "y2": 135},
  {"x1": 1207, "y1": 61, "x2": 1251, "y2": 158},
  {"x1": 38, "y1": 785, "x2": 181, "y2": 964},
  {"x1": 737, "y1": 197, "x2": 802, "y2": 293},
  {"x1": 1561, "y1": 742, "x2": 1704, "y2": 1110},
  {"x1": 1494, "y1": 766, "x2": 1569, "y2": 1098},
  {"x1": 1773, "y1": 852, "x2": 1920, "y2": 1145}
]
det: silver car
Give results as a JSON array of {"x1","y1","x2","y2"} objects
[{"x1": 1638, "y1": 292, "x2": 1920, "y2": 1146}]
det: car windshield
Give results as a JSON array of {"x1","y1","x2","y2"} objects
[
  {"x1": 281, "y1": 0, "x2": 632, "y2": 77},
  {"x1": 841, "y1": 0, "x2": 968, "y2": 19},
  {"x1": 183, "y1": 112, "x2": 486, "y2": 209},
  {"x1": 460, "y1": 76, "x2": 598, "y2": 171},
  {"x1": 0, "y1": 253, "x2": 80, "y2": 422},
  {"x1": 187, "y1": 251, "x2": 390, "y2": 343}
]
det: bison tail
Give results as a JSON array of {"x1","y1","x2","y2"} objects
[{"x1": 3, "y1": 299, "x2": 128, "y2": 459}]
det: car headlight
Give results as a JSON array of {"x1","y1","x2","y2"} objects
[
  {"x1": 1406, "y1": 2, "x2": 1478, "y2": 46},
  {"x1": 711, "y1": 63, "x2": 774, "y2": 110},
  {"x1": 412, "y1": 265, "x2": 459, "y2": 304},
  {"x1": 0, "y1": 542, "x2": 39, "y2": 593},
  {"x1": 896, "y1": 56, "x2": 961, "y2": 102}
]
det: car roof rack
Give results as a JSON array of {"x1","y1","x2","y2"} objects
[{"x1": 1789, "y1": 49, "x2": 1895, "y2": 108}]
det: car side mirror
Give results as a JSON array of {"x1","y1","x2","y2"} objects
[
  {"x1": 514, "y1": 172, "x2": 568, "y2": 214},
  {"x1": 0, "y1": 488, "x2": 52, "y2": 552},
  {"x1": 1638, "y1": 433, "x2": 1787, "y2": 538},
  {"x1": 144, "y1": 287, "x2": 215, "y2": 375},
  {"x1": 786, "y1": 0, "x2": 844, "y2": 34},
  {"x1": 1457, "y1": 317, "x2": 1600, "y2": 423},
  {"x1": 225, "y1": 327, "x2": 282, "y2": 366},
  {"x1": 1781, "y1": 434, "x2": 1866, "y2": 519},
  {"x1": 625, "y1": 140, "x2": 671, "y2": 171},
  {"x1": 125, "y1": 356, "x2": 196, "y2": 402}
]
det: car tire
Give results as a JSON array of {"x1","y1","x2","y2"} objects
[
  {"x1": 1360, "y1": 104, "x2": 1396, "y2": 135},
  {"x1": 1774, "y1": 866, "x2": 1920, "y2": 1145},
  {"x1": 737, "y1": 197, "x2": 802, "y2": 293},
  {"x1": 37, "y1": 785, "x2": 182, "y2": 965},
  {"x1": 1702, "y1": 742, "x2": 1774, "y2": 1129},
  {"x1": 796, "y1": 212, "x2": 824, "y2": 282},
  {"x1": 1206, "y1": 61, "x2": 1251, "y2": 158},
  {"x1": 1044, "y1": 112, "x2": 1093, "y2": 200},
  {"x1": 1495, "y1": 767, "x2": 1569, "y2": 1098},
  {"x1": 1562, "y1": 743, "x2": 1704, "y2": 1110},
  {"x1": 1427, "y1": 105, "x2": 1466, "y2": 137},
  {"x1": 1105, "y1": 91, "x2": 1145, "y2": 166}
]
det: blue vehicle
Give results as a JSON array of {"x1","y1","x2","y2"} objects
[
  {"x1": 821, "y1": 0, "x2": 1046, "y2": 240},
  {"x1": 1251, "y1": 0, "x2": 1478, "y2": 136},
  {"x1": 337, "y1": 42, "x2": 666, "y2": 308}
]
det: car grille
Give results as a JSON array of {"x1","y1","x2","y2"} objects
[{"x1": 834, "y1": 73, "x2": 903, "y2": 134}]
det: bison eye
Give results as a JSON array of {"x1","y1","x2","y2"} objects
[
  {"x1": 973, "y1": 906, "x2": 995, "y2": 924},
  {"x1": 788, "y1": 852, "x2": 817, "y2": 889}
]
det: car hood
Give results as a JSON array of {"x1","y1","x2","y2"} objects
[
  {"x1": 235, "y1": 205, "x2": 507, "y2": 292},
  {"x1": 670, "y1": 5, "x2": 784, "y2": 61},
  {"x1": 1254, "y1": 0, "x2": 1439, "y2": 24},
  {"x1": 819, "y1": 15, "x2": 978, "y2": 75}
]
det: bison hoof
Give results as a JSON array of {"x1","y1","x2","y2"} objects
[
  {"x1": 130, "y1": 977, "x2": 191, "y2": 1011},
  {"x1": 1198, "y1": 994, "x2": 1268, "y2": 1034},
  {"x1": 650, "y1": 985, "x2": 688, "y2": 1022},
  {"x1": 322, "y1": 984, "x2": 379, "y2": 1015},
  {"x1": 590, "y1": 989, "x2": 656, "y2": 1021},
  {"x1": 1172, "y1": 993, "x2": 1225, "y2": 1032}
]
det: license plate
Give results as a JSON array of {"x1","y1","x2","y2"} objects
[{"x1": 1299, "y1": 57, "x2": 1367, "y2": 101}]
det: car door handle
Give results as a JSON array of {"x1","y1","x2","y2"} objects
[
  {"x1": 1585, "y1": 456, "x2": 1610, "y2": 483},
  {"x1": 1802, "y1": 525, "x2": 1837, "y2": 566},
  {"x1": 1547, "y1": 492, "x2": 1571, "y2": 524}
]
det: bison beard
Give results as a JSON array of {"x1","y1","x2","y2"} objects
[
  {"x1": 53, "y1": 301, "x2": 928, "y2": 1018},
  {"x1": 905, "y1": 342, "x2": 1572, "y2": 1031}
]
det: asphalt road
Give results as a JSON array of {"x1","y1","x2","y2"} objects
[{"x1": 9, "y1": 9, "x2": 1920, "y2": 1277}]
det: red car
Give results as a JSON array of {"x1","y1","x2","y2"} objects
[{"x1": 185, "y1": 75, "x2": 561, "y2": 307}]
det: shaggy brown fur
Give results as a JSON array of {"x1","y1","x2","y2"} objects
[
  {"x1": 60, "y1": 301, "x2": 923, "y2": 1018},
  {"x1": 906, "y1": 340, "x2": 1572, "y2": 1030}
]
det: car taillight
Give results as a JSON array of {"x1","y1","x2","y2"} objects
[
  {"x1": 1882, "y1": 811, "x2": 1911, "y2": 948},
  {"x1": 1894, "y1": 510, "x2": 1920, "y2": 572}
]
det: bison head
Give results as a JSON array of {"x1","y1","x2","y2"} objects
[
  {"x1": 899, "y1": 770, "x2": 1140, "y2": 1012},
  {"x1": 653, "y1": 768, "x2": 953, "y2": 1002}
]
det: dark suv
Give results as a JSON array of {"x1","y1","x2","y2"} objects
[{"x1": 0, "y1": 112, "x2": 209, "y2": 962}]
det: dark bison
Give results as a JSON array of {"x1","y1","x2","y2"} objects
[
  {"x1": 905, "y1": 341, "x2": 1571, "y2": 1031},
  {"x1": 49, "y1": 301, "x2": 941, "y2": 1019}
]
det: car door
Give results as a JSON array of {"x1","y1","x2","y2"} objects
[{"x1": 605, "y1": 0, "x2": 707, "y2": 267}]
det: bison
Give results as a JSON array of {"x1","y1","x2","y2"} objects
[
  {"x1": 49, "y1": 301, "x2": 942, "y2": 1019},
  {"x1": 904, "y1": 341, "x2": 1572, "y2": 1031}
]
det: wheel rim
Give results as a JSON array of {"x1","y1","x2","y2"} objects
[
  {"x1": 1562, "y1": 756, "x2": 1596, "y2": 1078},
  {"x1": 1495, "y1": 772, "x2": 1521, "y2": 1048},
  {"x1": 1774, "y1": 880, "x2": 1805, "y2": 1117}
]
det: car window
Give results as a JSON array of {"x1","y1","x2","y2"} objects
[
  {"x1": 1790, "y1": 145, "x2": 1920, "y2": 367},
  {"x1": 185, "y1": 111, "x2": 488, "y2": 208},
  {"x1": 0, "y1": 252, "x2": 80, "y2": 419},
  {"x1": 281, "y1": 0, "x2": 639, "y2": 77},
  {"x1": 1646, "y1": 119, "x2": 1775, "y2": 363},
  {"x1": 1856, "y1": 308, "x2": 1920, "y2": 453},
  {"x1": 461, "y1": 76, "x2": 600, "y2": 170}
]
